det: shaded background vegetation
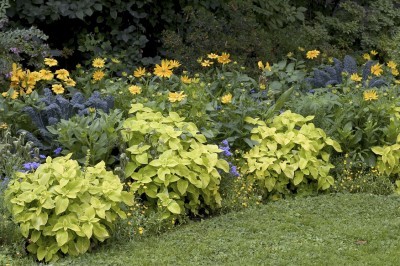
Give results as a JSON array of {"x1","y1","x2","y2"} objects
[{"x1": 4, "y1": 0, "x2": 400, "y2": 74}]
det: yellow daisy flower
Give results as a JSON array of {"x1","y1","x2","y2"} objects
[
  {"x1": 55, "y1": 69, "x2": 70, "y2": 80},
  {"x1": 180, "y1": 75, "x2": 192, "y2": 84},
  {"x1": 370, "y1": 64, "x2": 383, "y2": 76},
  {"x1": 392, "y1": 68, "x2": 399, "y2": 76},
  {"x1": 168, "y1": 60, "x2": 181, "y2": 69},
  {"x1": 363, "y1": 90, "x2": 378, "y2": 101},
  {"x1": 306, "y1": 50, "x2": 320, "y2": 59},
  {"x1": 387, "y1": 61, "x2": 397, "y2": 69},
  {"x1": 44, "y1": 58, "x2": 58, "y2": 67},
  {"x1": 201, "y1": 60, "x2": 214, "y2": 67},
  {"x1": 92, "y1": 70, "x2": 105, "y2": 81},
  {"x1": 370, "y1": 50, "x2": 378, "y2": 56},
  {"x1": 128, "y1": 85, "x2": 142, "y2": 95},
  {"x1": 221, "y1": 93, "x2": 233, "y2": 104},
  {"x1": 52, "y1": 84, "x2": 64, "y2": 94},
  {"x1": 168, "y1": 91, "x2": 186, "y2": 102},
  {"x1": 218, "y1": 53, "x2": 231, "y2": 64},
  {"x1": 10, "y1": 90, "x2": 19, "y2": 99},
  {"x1": 133, "y1": 67, "x2": 146, "y2": 78},
  {"x1": 64, "y1": 78, "x2": 76, "y2": 87},
  {"x1": 207, "y1": 53, "x2": 219, "y2": 59},
  {"x1": 363, "y1": 53, "x2": 371, "y2": 60},
  {"x1": 92, "y1": 58, "x2": 105, "y2": 68},
  {"x1": 39, "y1": 69, "x2": 54, "y2": 80},
  {"x1": 350, "y1": 73, "x2": 362, "y2": 82},
  {"x1": 154, "y1": 60, "x2": 173, "y2": 78},
  {"x1": 257, "y1": 61, "x2": 271, "y2": 71}
]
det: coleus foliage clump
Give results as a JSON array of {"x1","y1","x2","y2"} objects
[
  {"x1": 122, "y1": 103, "x2": 229, "y2": 219},
  {"x1": 4, "y1": 154, "x2": 133, "y2": 262},
  {"x1": 241, "y1": 111, "x2": 342, "y2": 200}
]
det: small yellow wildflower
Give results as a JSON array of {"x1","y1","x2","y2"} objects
[
  {"x1": 138, "y1": 227, "x2": 144, "y2": 235},
  {"x1": 154, "y1": 60, "x2": 173, "y2": 78},
  {"x1": 111, "y1": 58, "x2": 120, "y2": 64},
  {"x1": 207, "y1": 53, "x2": 219, "y2": 59},
  {"x1": 52, "y1": 84, "x2": 65, "y2": 94},
  {"x1": 128, "y1": 85, "x2": 142, "y2": 95},
  {"x1": 257, "y1": 61, "x2": 271, "y2": 71},
  {"x1": 201, "y1": 60, "x2": 214, "y2": 67},
  {"x1": 387, "y1": 61, "x2": 397, "y2": 69},
  {"x1": 306, "y1": 50, "x2": 320, "y2": 59},
  {"x1": 363, "y1": 90, "x2": 378, "y2": 101},
  {"x1": 0, "y1": 123, "x2": 7, "y2": 129},
  {"x1": 1, "y1": 92, "x2": 7, "y2": 97},
  {"x1": 350, "y1": 73, "x2": 362, "y2": 82},
  {"x1": 168, "y1": 91, "x2": 186, "y2": 102},
  {"x1": 392, "y1": 68, "x2": 399, "y2": 76},
  {"x1": 55, "y1": 69, "x2": 69, "y2": 80},
  {"x1": 363, "y1": 53, "x2": 371, "y2": 60},
  {"x1": 370, "y1": 64, "x2": 383, "y2": 76},
  {"x1": 221, "y1": 93, "x2": 233, "y2": 104},
  {"x1": 218, "y1": 53, "x2": 232, "y2": 64},
  {"x1": 92, "y1": 70, "x2": 105, "y2": 81},
  {"x1": 370, "y1": 50, "x2": 378, "y2": 56},
  {"x1": 64, "y1": 78, "x2": 76, "y2": 87},
  {"x1": 133, "y1": 67, "x2": 146, "y2": 78},
  {"x1": 168, "y1": 60, "x2": 181, "y2": 69},
  {"x1": 44, "y1": 58, "x2": 58, "y2": 67},
  {"x1": 287, "y1": 52, "x2": 294, "y2": 58},
  {"x1": 180, "y1": 75, "x2": 192, "y2": 84},
  {"x1": 39, "y1": 69, "x2": 54, "y2": 80},
  {"x1": 10, "y1": 90, "x2": 19, "y2": 99},
  {"x1": 92, "y1": 58, "x2": 105, "y2": 68}
]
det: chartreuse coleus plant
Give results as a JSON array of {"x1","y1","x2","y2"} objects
[
  {"x1": 121, "y1": 103, "x2": 229, "y2": 219},
  {"x1": 4, "y1": 154, "x2": 133, "y2": 262},
  {"x1": 241, "y1": 111, "x2": 342, "y2": 200},
  {"x1": 371, "y1": 133, "x2": 400, "y2": 193}
]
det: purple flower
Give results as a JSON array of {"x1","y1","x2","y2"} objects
[
  {"x1": 54, "y1": 147, "x2": 62, "y2": 155},
  {"x1": 5, "y1": 72, "x2": 12, "y2": 79},
  {"x1": 39, "y1": 154, "x2": 46, "y2": 159},
  {"x1": 230, "y1": 165, "x2": 240, "y2": 177},
  {"x1": 23, "y1": 162, "x2": 40, "y2": 171},
  {"x1": 219, "y1": 140, "x2": 232, "y2": 156},
  {"x1": 9, "y1": 47, "x2": 20, "y2": 54}
]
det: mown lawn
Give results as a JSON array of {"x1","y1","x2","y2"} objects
[{"x1": 3, "y1": 193, "x2": 400, "y2": 265}]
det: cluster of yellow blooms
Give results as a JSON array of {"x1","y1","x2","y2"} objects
[
  {"x1": 199, "y1": 52, "x2": 232, "y2": 67},
  {"x1": 92, "y1": 58, "x2": 106, "y2": 81},
  {"x1": 2, "y1": 58, "x2": 76, "y2": 98}
]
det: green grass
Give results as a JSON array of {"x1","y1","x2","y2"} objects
[{"x1": 3, "y1": 193, "x2": 400, "y2": 265}]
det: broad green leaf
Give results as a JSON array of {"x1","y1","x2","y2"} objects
[
  {"x1": 76, "y1": 237, "x2": 90, "y2": 254},
  {"x1": 136, "y1": 153, "x2": 148, "y2": 164},
  {"x1": 55, "y1": 197, "x2": 69, "y2": 215},
  {"x1": 30, "y1": 230, "x2": 41, "y2": 243},
  {"x1": 82, "y1": 223, "x2": 93, "y2": 238},
  {"x1": 177, "y1": 179, "x2": 188, "y2": 195},
  {"x1": 167, "y1": 200, "x2": 181, "y2": 214},
  {"x1": 293, "y1": 172, "x2": 304, "y2": 185},
  {"x1": 265, "y1": 177, "x2": 276, "y2": 192},
  {"x1": 93, "y1": 223, "x2": 109, "y2": 241},
  {"x1": 325, "y1": 138, "x2": 342, "y2": 152},
  {"x1": 56, "y1": 230, "x2": 69, "y2": 247},
  {"x1": 37, "y1": 246, "x2": 47, "y2": 261}
]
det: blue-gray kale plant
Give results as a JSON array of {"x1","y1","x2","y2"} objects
[
  {"x1": 306, "y1": 55, "x2": 386, "y2": 89},
  {"x1": 19, "y1": 88, "x2": 114, "y2": 150}
]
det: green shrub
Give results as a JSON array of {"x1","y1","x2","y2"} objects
[
  {"x1": 4, "y1": 154, "x2": 133, "y2": 262},
  {"x1": 372, "y1": 133, "x2": 400, "y2": 192},
  {"x1": 241, "y1": 111, "x2": 342, "y2": 200},
  {"x1": 47, "y1": 109, "x2": 123, "y2": 166},
  {"x1": 121, "y1": 103, "x2": 229, "y2": 219}
]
